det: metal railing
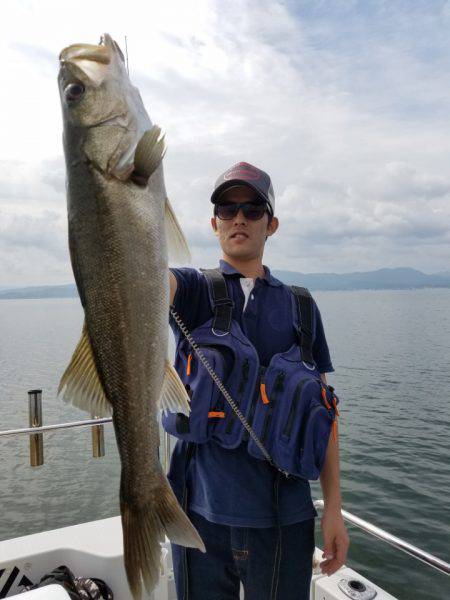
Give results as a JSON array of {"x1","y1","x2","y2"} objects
[
  {"x1": 0, "y1": 389, "x2": 172, "y2": 471},
  {"x1": 314, "y1": 500, "x2": 450, "y2": 576},
  {"x1": 0, "y1": 389, "x2": 448, "y2": 577},
  {"x1": 0, "y1": 416, "x2": 112, "y2": 437}
]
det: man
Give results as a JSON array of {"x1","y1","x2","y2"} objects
[{"x1": 167, "y1": 162, "x2": 349, "y2": 599}]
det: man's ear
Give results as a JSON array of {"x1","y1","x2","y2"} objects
[
  {"x1": 211, "y1": 216, "x2": 218, "y2": 234},
  {"x1": 266, "y1": 216, "x2": 279, "y2": 237}
]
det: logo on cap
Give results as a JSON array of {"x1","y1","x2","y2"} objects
[{"x1": 223, "y1": 162, "x2": 261, "y2": 181}]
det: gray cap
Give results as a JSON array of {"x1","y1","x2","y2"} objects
[{"x1": 211, "y1": 162, "x2": 275, "y2": 215}]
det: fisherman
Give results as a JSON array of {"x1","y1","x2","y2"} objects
[{"x1": 167, "y1": 162, "x2": 349, "y2": 599}]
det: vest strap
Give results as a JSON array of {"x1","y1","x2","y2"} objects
[
  {"x1": 290, "y1": 285, "x2": 314, "y2": 365},
  {"x1": 200, "y1": 268, "x2": 234, "y2": 334}
]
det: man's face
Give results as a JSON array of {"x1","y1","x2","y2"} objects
[{"x1": 210, "y1": 185, "x2": 278, "y2": 260}]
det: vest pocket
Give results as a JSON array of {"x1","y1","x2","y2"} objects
[
  {"x1": 187, "y1": 344, "x2": 233, "y2": 441},
  {"x1": 162, "y1": 343, "x2": 234, "y2": 443},
  {"x1": 246, "y1": 367, "x2": 286, "y2": 458},
  {"x1": 281, "y1": 377, "x2": 313, "y2": 439},
  {"x1": 275, "y1": 379, "x2": 337, "y2": 479},
  {"x1": 261, "y1": 370, "x2": 286, "y2": 444},
  {"x1": 270, "y1": 377, "x2": 318, "y2": 476},
  {"x1": 298, "y1": 399, "x2": 334, "y2": 479}
]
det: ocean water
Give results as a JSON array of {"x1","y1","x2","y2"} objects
[{"x1": 0, "y1": 290, "x2": 449, "y2": 599}]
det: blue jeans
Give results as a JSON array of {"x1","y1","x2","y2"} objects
[{"x1": 171, "y1": 509, "x2": 315, "y2": 600}]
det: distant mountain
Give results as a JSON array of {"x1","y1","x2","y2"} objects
[
  {"x1": 1, "y1": 267, "x2": 449, "y2": 299},
  {"x1": 0, "y1": 284, "x2": 77, "y2": 300},
  {"x1": 272, "y1": 267, "x2": 450, "y2": 290}
]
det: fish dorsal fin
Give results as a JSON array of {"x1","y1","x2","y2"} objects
[
  {"x1": 160, "y1": 359, "x2": 191, "y2": 416},
  {"x1": 133, "y1": 125, "x2": 167, "y2": 182},
  {"x1": 58, "y1": 320, "x2": 111, "y2": 417},
  {"x1": 165, "y1": 198, "x2": 191, "y2": 263}
]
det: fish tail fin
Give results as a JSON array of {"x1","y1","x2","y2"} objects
[{"x1": 121, "y1": 477, "x2": 205, "y2": 598}]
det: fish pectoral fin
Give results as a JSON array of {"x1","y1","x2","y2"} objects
[
  {"x1": 165, "y1": 197, "x2": 191, "y2": 262},
  {"x1": 132, "y1": 125, "x2": 191, "y2": 261},
  {"x1": 160, "y1": 359, "x2": 191, "y2": 416},
  {"x1": 57, "y1": 320, "x2": 111, "y2": 417},
  {"x1": 132, "y1": 125, "x2": 167, "y2": 184}
]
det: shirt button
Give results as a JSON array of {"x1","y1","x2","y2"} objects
[{"x1": 251, "y1": 294, "x2": 255, "y2": 300}]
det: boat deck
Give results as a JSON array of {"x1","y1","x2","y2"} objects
[{"x1": 0, "y1": 516, "x2": 397, "y2": 599}]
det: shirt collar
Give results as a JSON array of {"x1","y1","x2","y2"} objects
[{"x1": 218, "y1": 259, "x2": 283, "y2": 287}]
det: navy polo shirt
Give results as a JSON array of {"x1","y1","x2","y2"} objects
[{"x1": 168, "y1": 259, "x2": 334, "y2": 528}]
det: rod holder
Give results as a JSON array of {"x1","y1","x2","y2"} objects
[
  {"x1": 28, "y1": 389, "x2": 43, "y2": 467},
  {"x1": 163, "y1": 431, "x2": 171, "y2": 474},
  {"x1": 91, "y1": 416, "x2": 105, "y2": 458}
]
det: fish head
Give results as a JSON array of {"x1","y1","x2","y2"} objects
[
  {"x1": 58, "y1": 34, "x2": 153, "y2": 180},
  {"x1": 58, "y1": 34, "x2": 130, "y2": 128}
]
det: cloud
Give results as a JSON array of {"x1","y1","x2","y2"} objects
[
  {"x1": 0, "y1": 204, "x2": 70, "y2": 286},
  {"x1": 0, "y1": 0, "x2": 450, "y2": 285}
]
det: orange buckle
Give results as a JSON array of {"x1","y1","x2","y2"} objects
[
  {"x1": 260, "y1": 383, "x2": 269, "y2": 404},
  {"x1": 186, "y1": 353, "x2": 192, "y2": 376},
  {"x1": 208, "y1": 411, "x2": 225, "y2": 419},
  {"x1": 321, "y1": 386, "x2": 331, "y2": 409}
]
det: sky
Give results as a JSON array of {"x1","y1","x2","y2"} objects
[{"x1": 1, "y1": 0, "x2": 450, "y2": 287}]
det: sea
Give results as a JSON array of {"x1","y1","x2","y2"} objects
[{"x1": 0, "y1": 290, "x2": 449, "y2": 600}]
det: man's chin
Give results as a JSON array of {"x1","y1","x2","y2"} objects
[{"x1": 222, "y1": 244, "x2": 259, "y2": 260}]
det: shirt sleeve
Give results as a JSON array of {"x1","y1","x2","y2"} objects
[
  {"x1": 169, "y1": 267, "x2": 206, "y2": 334},
  {"x1": 312, "y1": 300, "x2": 335, "y2": 373}
]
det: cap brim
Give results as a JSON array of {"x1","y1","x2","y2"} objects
[{"x1": 211, "y1": 180, "x2": 269, "y2": 207}]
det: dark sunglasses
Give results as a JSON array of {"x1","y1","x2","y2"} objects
[{"x1": 214, "y1": 201, "x2": 270, "y2": 221}]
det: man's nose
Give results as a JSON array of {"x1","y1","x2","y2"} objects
[{"x1": 233, "y1": 208, "x2": 247, "y2": 223}]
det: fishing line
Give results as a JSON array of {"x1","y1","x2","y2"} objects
[{"x1": 124, "y1": 35, "x2": 129, "y2": 74}]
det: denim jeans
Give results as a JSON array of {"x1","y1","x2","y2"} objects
[{"x1": 171, "y1": 509, "x2": 315, "y2": 600}]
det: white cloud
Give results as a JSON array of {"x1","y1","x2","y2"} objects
[{"x1": 0, "y1": 0, "x2": 449, "y2": 286}]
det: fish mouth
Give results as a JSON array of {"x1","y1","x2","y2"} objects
[
  {"x1": 59, "y1": 34, "x2": 126, "y2": 87},
  {"x1": 59, "y1": 34, "x2": 124, "y2": 66},
  {"x1": 59, "y1": 42, "x2": 111, "y2": 66}
]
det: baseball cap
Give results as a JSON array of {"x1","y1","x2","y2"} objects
[{"x1": 211, "y1": 162, "x2": 275, "y2": 215}]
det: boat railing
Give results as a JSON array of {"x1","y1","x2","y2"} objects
[
  {"x1": 1, "y1": 389, "x2": 449, "y2": 577},
  {"x1": 0, "y1": 389, "x2": 174, "y2": 469},
  {"x1": 313, "y1": 500, "x2": 449, "y2": 576}
]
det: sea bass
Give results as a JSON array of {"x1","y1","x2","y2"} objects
[{"x1": 57, "y1": 34, "x2": 205, "y2": 598}]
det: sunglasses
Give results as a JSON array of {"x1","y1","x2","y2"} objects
[{"x1": 214, "y1": 201, "x2": 270, "y2": 221}]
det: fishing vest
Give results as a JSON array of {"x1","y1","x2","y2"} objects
[{"x1": 162, "y1": 268, "x2": 340, "y2": 480}]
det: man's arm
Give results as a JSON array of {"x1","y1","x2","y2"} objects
[
  {"x1": 169, "y1": 270, "x2": 178, "y2": 305},
  {"x1": 318, "y1": 372, "x2": 349, "y2": 576}
]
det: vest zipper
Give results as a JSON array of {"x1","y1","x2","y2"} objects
[
  {"x1": 282, "y1": 377, "x2": 311, "y2": 439},
  {"x1": 261, "y1": 370, "x2": 286, "y2": 444},
  {"x1": 243, "y1": 365, "x2": 266, "y2": 441},
  {"x1": 225, "y1": 358, "x2": 250, "y2": 434}
]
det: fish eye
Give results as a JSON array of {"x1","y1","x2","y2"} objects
[{"x1": 64, "y1": 82, "x2": 85, "y2": 102}]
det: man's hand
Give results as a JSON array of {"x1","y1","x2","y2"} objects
[{"x1": 319, "y1": 508, "x2": 350, "y2": 576}]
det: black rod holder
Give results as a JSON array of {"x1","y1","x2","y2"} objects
[{"x1": 28, "y1": 389, "x2": 43, "y2": 467}]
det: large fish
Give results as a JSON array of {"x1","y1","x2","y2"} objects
[{"x1": 57, "y1": 34, "x2": 205, "y2": 598}]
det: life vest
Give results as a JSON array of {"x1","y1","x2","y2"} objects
[{"x1": 162, "y1": 268, "x2": 340, "y2": 480}]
